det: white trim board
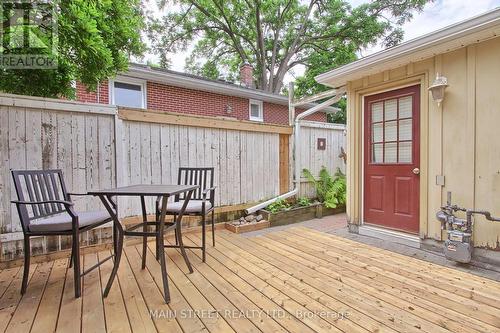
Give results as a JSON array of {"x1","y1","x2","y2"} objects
[
  {"x1": 299, "y1": 120, "x2": 346, "y2": 130},
  {"x1": 358, "y1": 225, "x2": 421, "y2": 249},
  {"x1": 0, "y1": 93, "x2": 116, "y2": 115}
]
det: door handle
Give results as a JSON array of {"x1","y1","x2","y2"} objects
[{"x1": 412, "y1": 168, "x2": 420, "y2": 175}]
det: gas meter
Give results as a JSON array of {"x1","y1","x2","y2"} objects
[{"x1": 436, "y1": 192, "x2": 500, "y2": 263}]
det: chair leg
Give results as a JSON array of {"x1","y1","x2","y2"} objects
[
  {"x1": 158, "y1": 196, "x2": 171, "y2": 303},
  {"x1": 104, "y1": 222, "x2": 123, "y2": 297},
  {"x1": 140, "y1": 196, "x2": 148, "y2": 270},
  {"x1": 173, "y1": 214, "x2": 178, "y2": 245},
  {"x1": 141, "y1": 232, "x2": 147, "y2": 270},
  {"x1": 177, "y1": 222, "x2": 194, "y2": 273},
  {"x1": 211, "y1": 210, "x2": 215, "y2": 247},
  {"x1": 202, "y1": 214, "x2": 206, "y2": 263},
  {"x1": 155, "y1": 204, "x2": 161, "y2": 261},
  {"x1": 73, "y1": 231, "x2": 82, "y2": 298},
  {"x1": 68, "y1": 239, "x2": 74, "y2": 268},
  {"x1": 21, "y1": 236, "x2": 30, "y2": 295}
]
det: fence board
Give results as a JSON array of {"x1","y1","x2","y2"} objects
[
  {"x1": 297, "y1": 121, "x2": 346, "y2": 198},
  {"x1": 0, "y1": 107, "x2": 10, "y2": 234},
  {"x1": 0, "y1": 103, "x2": 116, "y2": 259}
]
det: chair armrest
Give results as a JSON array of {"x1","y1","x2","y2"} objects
[
  {"x1": 67, "y1": 192, "x2": 90, "y2": 196},
  {"x1": 202, "y1": 186, "x2": 217, "y2": 202},
  {"x1": 67, "y1": 192, "x2": 89, "y2": 201},
  {"x1": 11, "y1": 199, "x2": 74, "y2": 207}
]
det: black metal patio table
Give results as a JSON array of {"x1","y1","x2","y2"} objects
[{"x1": 88, "y1": 184, "x2": 199, "y2": 303}]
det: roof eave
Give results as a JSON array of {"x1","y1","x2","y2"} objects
[
  {"x1": 315, "y1": 8, "x2": 500, "y2": 88},
  {"x1": 124, "y1": 66, "x2": 337, "y2": 112}
]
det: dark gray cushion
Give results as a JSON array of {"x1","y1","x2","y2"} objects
[
  {"x1": 166, "y1": 200, "x2": 212, "y2": 213},
  {"x1": 29, "y1": 210, "x2": 110, "y2": 232}
]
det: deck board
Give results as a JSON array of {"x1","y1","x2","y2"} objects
[
  {"x1": 263, "y1": 230, "x2": 490, "y2": 333},
  {"x1": 30, "y1": 259, "x2": 67, "y2": 333},
  {"x1": 0, "y1": 226, "x2": 499, "y2": 333}
]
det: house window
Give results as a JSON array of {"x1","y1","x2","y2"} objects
[
  {"x1": 110, "y1": 78, "x2": 146, "y2": 108},
  {"x1": 249, "y1": 99, "x2": 263, "y2": 122}
]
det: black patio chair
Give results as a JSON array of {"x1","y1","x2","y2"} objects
[
  {"x1": 157, "y1": 167, "x2": 216, "y2": 262},
  {"x1": 11, "y1": 169, "x2": 120, "y2": 298}
]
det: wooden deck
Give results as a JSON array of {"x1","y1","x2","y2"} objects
[{"x1": 0, "y1": 226, "x2": 499, "y2": 333}]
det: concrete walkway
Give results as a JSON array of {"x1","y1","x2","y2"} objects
[{"x1": 243, "y1": 213, "x2": 500, "y2": 282}]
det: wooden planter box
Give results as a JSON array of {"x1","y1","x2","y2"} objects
[
  {"x1": 260, "y1": 203, "x2": 345, "y2": 227},
  {"x1": 225, "y1": 220, "x2": 270, "y2": 234}
]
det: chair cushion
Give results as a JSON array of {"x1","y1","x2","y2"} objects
[
  {"x1": 29, "y1": 210, "x2": 110, "y2": 233},
  {"x1": 166, "y1": 200, "x2": 212, "y2": 213}
]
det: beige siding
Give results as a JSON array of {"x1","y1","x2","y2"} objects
[
  {"x1": 346, "y1": 36, "x2": 500, "y2": 249},
  {"x1": 474, "y1": 38, "x2": 500, "y2": 248}
]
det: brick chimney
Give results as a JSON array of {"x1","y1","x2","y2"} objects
[{"x1": 240, "y1": 62, "x2": 254, "y2": 88}]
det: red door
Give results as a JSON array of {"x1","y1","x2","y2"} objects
[{"x1": 363, "y1": 85, "x2": 420, "y2": 234}]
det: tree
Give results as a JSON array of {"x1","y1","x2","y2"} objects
[
  {"x1": 293, "y1": 43, "x2": 353, "y2": 123},
  {"x1": 148, "y1": 0, "x2": 429, "y2": 94},
  {"x1": 0, "y1": 0, "x2": 145, "y2": 98}
]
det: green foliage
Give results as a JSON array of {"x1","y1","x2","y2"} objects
[
  {"x1": 149, "y1": 0, "x2": 429, "y2": 93},
  {"x1": 303, "y1": 167, "x2": 346, "y2": 208},
  {"x1": 297, "y1": 197, "x2": 312, "y2": 207},
  {"x1": 0, "y1": 0, "x2": 145, "y2": 98},
  {"x1": 327, "y1": 97, "x2": 347, "y2": 124},
  {"x1": 266, "y1": 199, "x2": 291, "y2": 213}
]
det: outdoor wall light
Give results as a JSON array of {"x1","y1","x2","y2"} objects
[{"x1": 428, "y1": 73, "x2": 448, "y2": 106}]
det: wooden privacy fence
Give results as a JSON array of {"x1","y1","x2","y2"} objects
[
  {"x1": 297, "y1": 121, "x2": 347, "y2": 198},
  {"x1": 0, "y1": 93, "x2": 345, "y2": 261}
]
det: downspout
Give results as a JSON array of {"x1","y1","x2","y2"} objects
[
  {"x1": 97, "y1": 80, "x2": 101, "y2": 104},
  {"x1": 245, "y1": 86, "x2": 346, "y2": 215},
  {"x1": 293, "y1": 92, "x2": 345, "y2": 197}
]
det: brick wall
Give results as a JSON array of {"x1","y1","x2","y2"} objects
[
  {"x1": 264, "y1": 102, "x2": 326, "y2": 124},
  {"x1": 147, "y1": 82, "x2": 250, "y2": 120},
  {"x1": 76, "y1": 81, "x2": 109, "y2": 104},
  {"x1": 76, "y1": 80, "x2": 326, "y2": 125}
]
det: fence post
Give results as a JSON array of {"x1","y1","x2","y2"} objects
[{"x1": 114, "y1": 108, "x2": 128, "y2": 217}]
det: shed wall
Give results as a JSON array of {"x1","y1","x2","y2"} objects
[{"x1": 346, "y1": 36, "x2": 500, "y2": 249}]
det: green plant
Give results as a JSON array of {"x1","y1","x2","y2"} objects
[
  {"x1": 266, "y1": 199, "x2": 290, "y2": 213},
  {"x1": 148, "y1": 0, "x2": 429, "y2": 93},
  {"x1": 297, "y1": 197, "x2": 312, "y2": 207},
  {"x1": 302, "y1": 167, "x2": 346, "y2": 208},
  {"x1": 0, "y1": 0, "x2": 145, "y2": 98}
]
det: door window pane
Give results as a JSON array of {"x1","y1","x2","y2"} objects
[
  {"x1": 372, "y1": 123, "x2": 383, "y2": 142},
  {"x1": 384, "y1": 99, "x2": 397, "y2": 120},
  {"x1": 399, "y1": 96, "x2": 412, "y2": 118},
  {"x1": 369, "y1": 93, "x2": 415, "y2": 165},
  {"x1": 399, "y1": 119, "x2": 412, "y2": 141},
  {"x1": 384, "y1": 143, "x2": 397, "y2": 163},
  {"x1": 371, "y1": 102, "x2": 383, "y2": 122},
  {"x1": 384, "y1": 121, "x2": 397, "y2": 141},
  {"x1": 372, "y1": 143, "x2": 383, "y2": 163},
  {"x1": 399, "y1": 142, "x2": 412, "y2": 163}
]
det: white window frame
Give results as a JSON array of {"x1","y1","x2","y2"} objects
[
  {"x1": 249, "y1": 99, "x2": 263, "y2": 122},
  {"x1": 109, "y1": 75, "x2": 147, "y2": 109}
]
